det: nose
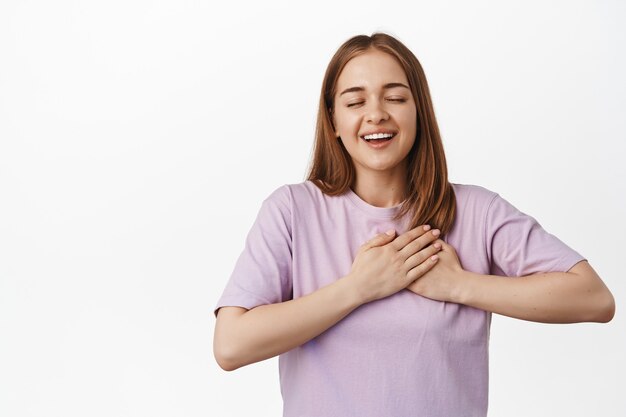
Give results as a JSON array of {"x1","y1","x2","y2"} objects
[{"x1": 366, "y1": 100, "x2": 389, "y2": 124}]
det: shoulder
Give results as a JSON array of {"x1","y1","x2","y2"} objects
[
  {"x1": 450, "y1": 182, "x2": 499, "y2": 208},
  {"x1": 262, "y1": 180, "x2": 322, "y2": 212},
  {"x1": 265, "y1": 180, "x2": 312, "y2": 198},
  {"x1": 264, "y1": 183, "x2": 293, "y2": 205},
  {"x1": 269, "y1": 180, "x2": 327, "y2": 206},
  {"x1": 454, "y1": 185, "x2": 539, "y2": 234}
]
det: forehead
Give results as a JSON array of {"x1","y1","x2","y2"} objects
[{"x1": 336, "y1": 49, "x2": 408, "y2": 91}]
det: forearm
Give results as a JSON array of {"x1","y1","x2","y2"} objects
[
  {"x1": 222, "y1": 276, "x2": 363, "y2": 370},
  {"x1": 456, "y1": 269, "x2": 614, "y2": 324}
]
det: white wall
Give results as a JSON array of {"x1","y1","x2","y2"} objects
[{"x1": 1, "y1": 0, "x2": 624, "y2": 416}]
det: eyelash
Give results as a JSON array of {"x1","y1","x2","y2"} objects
[{"x1": 347, "y1": 98, "x2": 406, "y2": 107}]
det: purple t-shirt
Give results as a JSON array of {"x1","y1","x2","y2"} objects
[{"x1": 214, "y1": 180, "x2": 586, "y2": 417}]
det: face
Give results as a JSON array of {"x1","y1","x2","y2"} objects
[{"x1": 332, "y1": 49, "x2": 417, "y2": 177}]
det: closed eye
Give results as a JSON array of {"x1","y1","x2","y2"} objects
[{"x1": 346, "y1": 98, "x2": 407, "y2": 108}]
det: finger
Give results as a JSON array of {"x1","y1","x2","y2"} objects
[
  {"x1": 404, "y1": 243, "x2": 441, "y2": 274},
  {"x1": 406, "y1": 251, "x2": 440, "y2": 282},
  {"x1": 361, "y1": 230, "x2": 396, "y2": 251},
  {"x1": 398, "y1": 228, "x2": 441, "y2": 260},
  {"x1": 434, "y1": 239, "x2": 452, "y2": 251},
  {"x1": 389, "y1": 224, "x2": 433, "y2": 251}
]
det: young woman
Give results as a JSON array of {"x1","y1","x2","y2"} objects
[{"x1": 213, "y1": 33, "x2": 615, "y2": 416}]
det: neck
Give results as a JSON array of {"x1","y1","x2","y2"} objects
[{"x1": 352, "y1": 169, "x2": 407, "y2": 208}]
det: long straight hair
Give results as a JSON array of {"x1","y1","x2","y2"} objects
[{"x1": 305, "y1": 32, "x2": 456, "y2": 236}]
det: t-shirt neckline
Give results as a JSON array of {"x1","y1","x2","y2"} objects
[{"x1": 345, "y1": 186, "x2": 405, "y2": 219}]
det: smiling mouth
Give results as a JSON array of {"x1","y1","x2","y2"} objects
[{"x1": 360, "y1": 133, "x2": 396, "y2": 143}]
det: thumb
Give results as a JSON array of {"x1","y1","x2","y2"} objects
[{"x1": 361, "y1": 229, "x2": 396, "y2": 251}]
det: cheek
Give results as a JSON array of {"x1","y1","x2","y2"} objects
[
  {"x1": 400, "y1": 110, "x2": 418, "y2": 136},
  {"x1": 334, "y1": 109, "x2": 359, "y2": 131}
]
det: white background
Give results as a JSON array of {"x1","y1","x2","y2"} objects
[{"x1": 1, "y1": 1, "x2": 624, "y2": 416}]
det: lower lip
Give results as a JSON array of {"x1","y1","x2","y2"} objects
[{"x1": 361, "y1": 136, "x2": 395, "y2": 149}]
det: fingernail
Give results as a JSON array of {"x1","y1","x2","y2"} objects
[
  {"x1": 432, "y1": 229, "x2": 440, "y2": 236},
  {"x1": 385, "y1": 229, "x2": 395, "y2": 236},
  {"x1": 423, "y1": 224, "x2": 431, "y2": 231}
]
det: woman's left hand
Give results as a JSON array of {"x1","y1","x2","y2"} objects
[{"x1": 405, "y1": 239, "x2": 466, "y2": 303}]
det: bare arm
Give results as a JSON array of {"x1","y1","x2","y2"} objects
[
  {"x1": 214, "y1": 225, "x2": 442, "y2": 371},
  {"x1": 213, "y1": 275, "x2": 361, "y2": 371},
  {"x1": 456, "y1": 260, "x2": 615, "y2": 324},
  {"x1": 408, "y1": 242, "x2": 615, "y2": 324}
]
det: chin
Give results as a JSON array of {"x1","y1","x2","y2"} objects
[{"x1": 367, "y1": 162, "x2": 402, "y2": 171}]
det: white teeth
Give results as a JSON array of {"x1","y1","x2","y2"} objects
[{"x1": 363, "y1": 132, "x2": 394, "y2": 140}]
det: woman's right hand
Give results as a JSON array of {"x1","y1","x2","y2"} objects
[{"x1": 347, "y1": 225, "x2": 443, "y2": 304}]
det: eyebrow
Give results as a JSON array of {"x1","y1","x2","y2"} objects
[{"x1": 339, "y1": 82, "x2": 410, "y2": 96}]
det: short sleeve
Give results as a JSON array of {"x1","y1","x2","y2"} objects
[
  {"x1": 485, "y1": 193, "x2": 586, "y2": 277},
  {"x1": 213, "y1": 186, "x2": 294, "y2": 318}
]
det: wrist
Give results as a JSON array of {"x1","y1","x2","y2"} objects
[
  {"x1": 452, "y1": 269, "x2": 474, "y2": 305},
  {"x1": 337, "y1": 273, "x2": 368, "y2": 308}
]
